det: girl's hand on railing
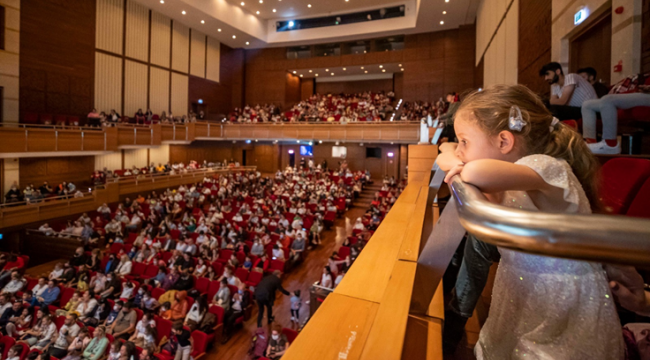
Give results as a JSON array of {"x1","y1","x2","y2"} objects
[{"x1": 605, "y1": 264, "x2": 650, "y2": 316}]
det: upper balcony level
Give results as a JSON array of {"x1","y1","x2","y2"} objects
[{"x1": 0, "y1": 121, "x2": 421, "y2": 157}]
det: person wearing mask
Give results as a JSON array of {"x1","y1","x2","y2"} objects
[
  {"x1": 184, "y1": 297, "x2": 206, "y2": 331},
  {"x1": 70, "y1": 247, "x2": 88, "y2": 267},
  {"x1": 100, "y1": 273, "x2": 121, "y2": 299},
  {"x1": 107, "y1": 302, "x2": 136, "y2": 340},
  {"x1": 266, "y1": 326, "x2": 289, "y2": 360},
  {"x1": 104, "y1": 300, "x2": 123, "y2": 329},
  {"x1": 82, "y1": 326, "x2": 109, "y2": 360},
  {"x1": 212, "y1": 279, "x2": 231, "y2": 311},
  {"x1": 254, "y1": 270, "x2": 290, "y2": 327}
]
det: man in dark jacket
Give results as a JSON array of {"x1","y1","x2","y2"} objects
[
  {"x1": 0, "y1": 301, "x2": 22, "y2": 334},
  {"x1": 254, "y1": 270, "x2": 290, "y2": 327}
]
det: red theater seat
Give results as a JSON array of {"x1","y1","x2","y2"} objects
[
  {"x1": 625, "y1": 177, "x2": 650, "y2": 219},
  {"x1": 600, "y1": 158, "x2": 650, "y2": 214}
]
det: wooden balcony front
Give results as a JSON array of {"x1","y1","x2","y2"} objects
[{"x1": 0, "y1": 124, "x2": 117, "y2": 156}]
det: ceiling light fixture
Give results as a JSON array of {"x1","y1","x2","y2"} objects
[
  {"x1": 259, "y1": 0, "x2": 263, "y2": 2},
  {"x1": 331, "y1": 73, "x2": 334, "y2": 76},
  {"x1": 309, "y1": 70, "x2": 312, "y2": 73},
  {"x1": 292, "y1": 71, "x2": 296, "y2": 74},
  {"x1": 443, "y1": 11, "x2": 447, "y2": 14},
  {"x1": 181, "y1": 10, "x2": 186, "y2": 14},
  {"x1": 401, "y1": 68, "x2": 404, "y2": 71},
  {"x1": 218, "y1": 28, "x2": 222, "y2": 32},
  {"x1": 361, "y1": 66, "x2": 364, "y2": 69},
  {"x1": 382, "y1": 69, "x2": 386, "y2": 72},
  {"x1": 160, "y1": 0, "x2": 164, "y2": 3},
  {"x1": 440, "y1": 20, "x2": 444, "y2": 25},
  {"x1": 399, "y1": 64, "x2": 402, "y2": 67},
  {"x1": 201, "y1": 20, "x2": 205, "y2": 24},
  {"x1": 315, "y1": 74, "x2": 319, "y2": 77},
  {"x1": 273, "y1": 8, "x2": 277, "y2": 12},
  {"x1": 343, "y1": 68, "x2": 346, "y2": 70},
  {"x1": 246, "y1": 42, "x2": 250, "y2": 45},
  {"x1": 241, "y1": 1, "x2": 245, "y2": 5},
  {"x1": 232, "y1": 35, "x2": 236, "y2": 39},
  {"x1": 256, "y1": 11, "x2": 260, "y2": 14},
  {"x1": 364, "y1": 70, "x2": 368, "y2": 73},
  {"x1": 308, "y1": 4, "x2": 311, "y2": 7},
  {"x1": 379, "y1": 65, "x2": 383, "y2": 68},
  {"x1": 299, "y1": 74, "x2": 303, "y2": 77}
]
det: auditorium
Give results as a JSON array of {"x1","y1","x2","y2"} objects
[{"x1": 0, "y1": 0, "x2": 648, "y2": 359}]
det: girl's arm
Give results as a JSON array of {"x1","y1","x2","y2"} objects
[{"x1": 449, "y1": 159, "x2": 558, "y2": 194}]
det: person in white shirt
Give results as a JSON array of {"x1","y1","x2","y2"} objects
[
  {"x1": 184, "y1": 298, "x2": 207, "y2": 331},
  {"x1": 75, "y1": 291, "x2": 98, "y2": 320},
  {"x1": 115, "y1": 255, "x2": 132, "y2": 278},
  {"x1": 3, "y1": 272, "x2": 25, "y2": 294},
  {"x1": 39, "y1": 223, "x2": 55, "y2": 236},
  {"x1": 5, "y1": 345, "x2": 21, "y2": 360},
  {"x1": 540, "y1": 61, "x2": 597, "y2": 120},
  {"x1": 32, "y1": 277, "x2": 49, "y2": 297},
  {"x1": 49, "y1": 313, "x2": 81, "y2": 357}
]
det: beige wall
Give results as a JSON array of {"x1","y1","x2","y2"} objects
[
  {"x1": 552, "y1": 0, "x2": 643, "y2": 83},
  {"x1": 3, "y1": 158, "x2": 19, "y2": 194},
  {"x1": 0, "y1": 0, "x2": 19, "y2": 124},
  {"x1": 95, "y1": 152, "x2": 122, "y2": 171},
  {"x1": 476, "y1": 0, "x2": 519, "y2": 87},
  {"x1": 94, "y1": 0, "x2": 221, "y2": 116},
  {"x1": 124, "y1": 149, "x2": 148, "y2": 169},
  {"x1": 150, "y1": 144, "x2": 170, "y2": 165}
]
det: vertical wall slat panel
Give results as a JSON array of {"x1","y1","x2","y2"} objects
[
  {"x1": 171, "y1": 72, "x2": 188, "y2": 116},
  {"x1": 124, "y1": 60, "x2": 149, "y2": 115},
  {"x1": 124, "y1": 149, "x2": 149, "y2": 169},
  {"x1": 95, "y1": 153, "x2": 122, "y2": 171},
  {"x1": 149, "y1": 67, "x2": 170, "y2": 114},
  {"x1": 125, "y1": 0, "x2": 149, "y2": 62},
  {"x1": 149, "y1": 144, "x2": 170, "y2": 166},
  {"x1": 96, "y1": 0, "x2": 123, "y2": 54},
  {"x1": 171, "y1": 21, "x2": 190, "y2": 73},
  {"x1": 206, "y1": 36, "x2": 220, "y2": 82},
  {"x1": 94, "y1": 52, "x2": 123, "y2": 113},
  {"x1": 150, "y1": 11, "x2": 171, "y2": 68}
]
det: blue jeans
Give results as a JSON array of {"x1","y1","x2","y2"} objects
[{"x1": 449, "y1": 235, "x2": 500, "y2": 318}]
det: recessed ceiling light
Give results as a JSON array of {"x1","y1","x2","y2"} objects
[
  {"x1": 401, "y1": 68, "x2": 404, "y2": 71},
  {"x1": 379, "y1": 65, "x2": 383, "y2": 68},
  {"x1": 246, "y1": 42, "x2": 250, "y2": 45},
  {"x1": 240, "y1": 1, "x2": 245, "y2": 5},
  {"x1": 300, "y1": 74, "x2": 303, "y2": 77},
  {"x1": 218, "y1": 28, "x2": 222, "y2": 32},
  {"x1": 445, "y1": 0, "x2": 449, "y2": 2},
  {"x1": 256, "y1": 11, "x2": 260, "y2": 14},
  {"x1": 181, "y1": 10, "x2": 186, "y2": 14},
  {"x1": 343, "y1": 68, "x2": 346, "y2": 70},
  {"x1": 440, "y1": 20, "x2": 444, "y2": 25},
  {"x1": 361, "y1": 66, "x2": 364, "y2": 69},
  {"x1": 399, "y1": 64, "x2": 402, "y2": 67},
  {"x1": 259, "y1": 0, "x2": 263, "y2": 2},
  {"x1": 382, "y1": 69, "x2": 386, "y2": 72},
  {"x1": 160, "y1": 0, "x2": 164, "y2": 3},
  {"x1": 201, "y1": 20, "x2": 205, "y2": 24},
  {"x1": 309, "y1": 70, "x2": 312, "y2": 73},
  {"x1": 443, "y1": 11, "x2": 447, "y2": 14},
  {"x1": 232, "y1": 35, "x2": 236, "y2": 39},
  {"x1": 363, "y1": 50, "x2": 367, "y2": 53},
  {"x1": 364, "y1": 70, "x2": 368, "y2": 73},
  {"x1": 292, "y1": 71, "x2": 296, "y2": 74},
  {"x1": 273, "y1": 8, "x2": 277, "y2": 12},
  {"x1": 315, "y1": 74, "x2": 319, "y2": 77},
  {"x1": 308, "y1": 4, "x2": 311, "y2": 7},
  {"x1": 325, "y1": 69, "x2": 329, "y2": 71},
  {"x1": 331, "y1": 73, "x2": 334, "y2": 76}
]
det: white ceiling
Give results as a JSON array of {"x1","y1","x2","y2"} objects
[
  {"x1": 132, "y1": 0, "x2": 479, "y2": 48},
  {"x1": 221, "y1": 0, "x2": 404, "y2": 20}
]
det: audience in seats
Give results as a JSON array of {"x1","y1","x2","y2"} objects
[
  {"x1": 228, "y1": 91, "x2": 394, "y2": 123},
  {"x1": 582, "y1": 71, "x2": 650, "y2": 154},
  {"x1": 539, "y1": 61, "x2": 597, "y2": 120},
  {"x1": 438, "y1": 85, "x2": 621, "y2": 359}
]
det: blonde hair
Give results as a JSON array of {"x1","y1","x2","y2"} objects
[{"x1": 457, "y1": 84, "x2": 601, "y2": 211}]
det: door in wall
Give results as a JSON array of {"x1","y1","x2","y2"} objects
[
  {"x1": 242, "y1": 150, "x2": 248, "y2": 166},
  {"x1": 569, "y1": 13, "x2": 612, "y2": 86}
]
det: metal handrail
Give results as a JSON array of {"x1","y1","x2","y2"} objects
[{"x1": 448, "y1": 175, "x2": 650, "y2": 267}]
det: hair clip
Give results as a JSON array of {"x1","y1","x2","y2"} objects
[
  {"x1": 549, "y1": 117, "x2": 560, "y2": 133},
  {"x1": 508, "y1": 105, "x2": 527, "y2": 132}
]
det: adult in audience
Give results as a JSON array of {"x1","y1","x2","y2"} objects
[
  {"x1": 5, "y1": 183, "x2": 21, "y2": 204},
  {"x1": 107, "y1": 302, "x2": 136, "y2": 341},
  {"x1": 221, "y1": 286, "x2": 249, "y2": 343},
  {"x1": 254, "y1": 270, "x2": 290, "y2": 327},
  {"x1": 82, "y1": 326, "x2": 109, "y2": 360},
  {"x1": 3, "y1": 271, "x2": 25, "y2": 294},
  {"x1": 266, "y1": 326, "x2": 289, "y2": 360},
  {"x1": 31, "y1": 280, "x2": 60, "y2": 307},
  {"x1": 581, "y1": 71, "x2": 650, "y2": 154},
  {"x1": 0, "y1": 300, "x2": 23, "y2": 335},
  {"x1": 577, "y1": 67, "x2": 609, "y2": 98},
  {"x1": 171, "y1": 321, "x2": 193, "y2": 360},
  {"x1": 168, "y1": 290, "x2": 189, "y2": 321},
  {"x1": 539, "y1": 61, "x2": 597, "y2": 120},
  {"x1": 49, "y1": 313, "x2": 81, "y2": 358}
]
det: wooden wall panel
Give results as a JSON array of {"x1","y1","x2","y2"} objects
[
  {"x1": 315, "y1": 78, "x2": 393, "y2": 95},
  {"x1": 206, "y1": 37, "x2": 221, "y2": 82},
  {"x1": 125, "y1": 0, "x2": 149, "y2": 62},
  {"x1": 20, "y1": 0, "x2": 95, "y2": 121},
  {"x1": 96, "y1": 0, "x2": 123, "y2": 54},
  {"x1": 171, "y1": 72, "x2": 189, "y2": 116},
  {"x1": 20, "y1": 156, "x2": 95, "y2": 188},
  {"x1": 285, "y1": 73, "x2": 301, "y2": 107},
  {"x1": 641, "y1": 0, "x2": 649, "y2": 73},
  {"x1": 221, "y1": 45, "x2": 244, "y2": 110},
  {"x1": 150, "y1": 11, "x2": 171, "y2": 68},
  {"x1": 149, "y1": 67, "x2": 170, "y2": 114},
  {"x1": 94, "y1": 52, "x2": 123, "y2": 113},
  {"x1": 300, "y1": 78, "x2": 314, "y2": 99},
  {"x1": 188, "y1": 75, "x2": 231, "y2": 119},
  {"x1": 190, "y1": 30, "x2": 206, "y2": 77},
  {"x1": 124, "y1": 60, "x2": 148, "y2": 115},
  {"x1": 169, "y1": 141, "x2": 241, "y2": 165},
  {"x1": 518, "y1": 0, "x2": 551, "y2": 96},
  {"x1": 171, "y1": 21, "x2": 190, "y2": 73}
]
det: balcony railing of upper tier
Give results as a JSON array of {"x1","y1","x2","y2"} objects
[{"x1": 282, "y1": 149, "x2": 650, "y2": 360}]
